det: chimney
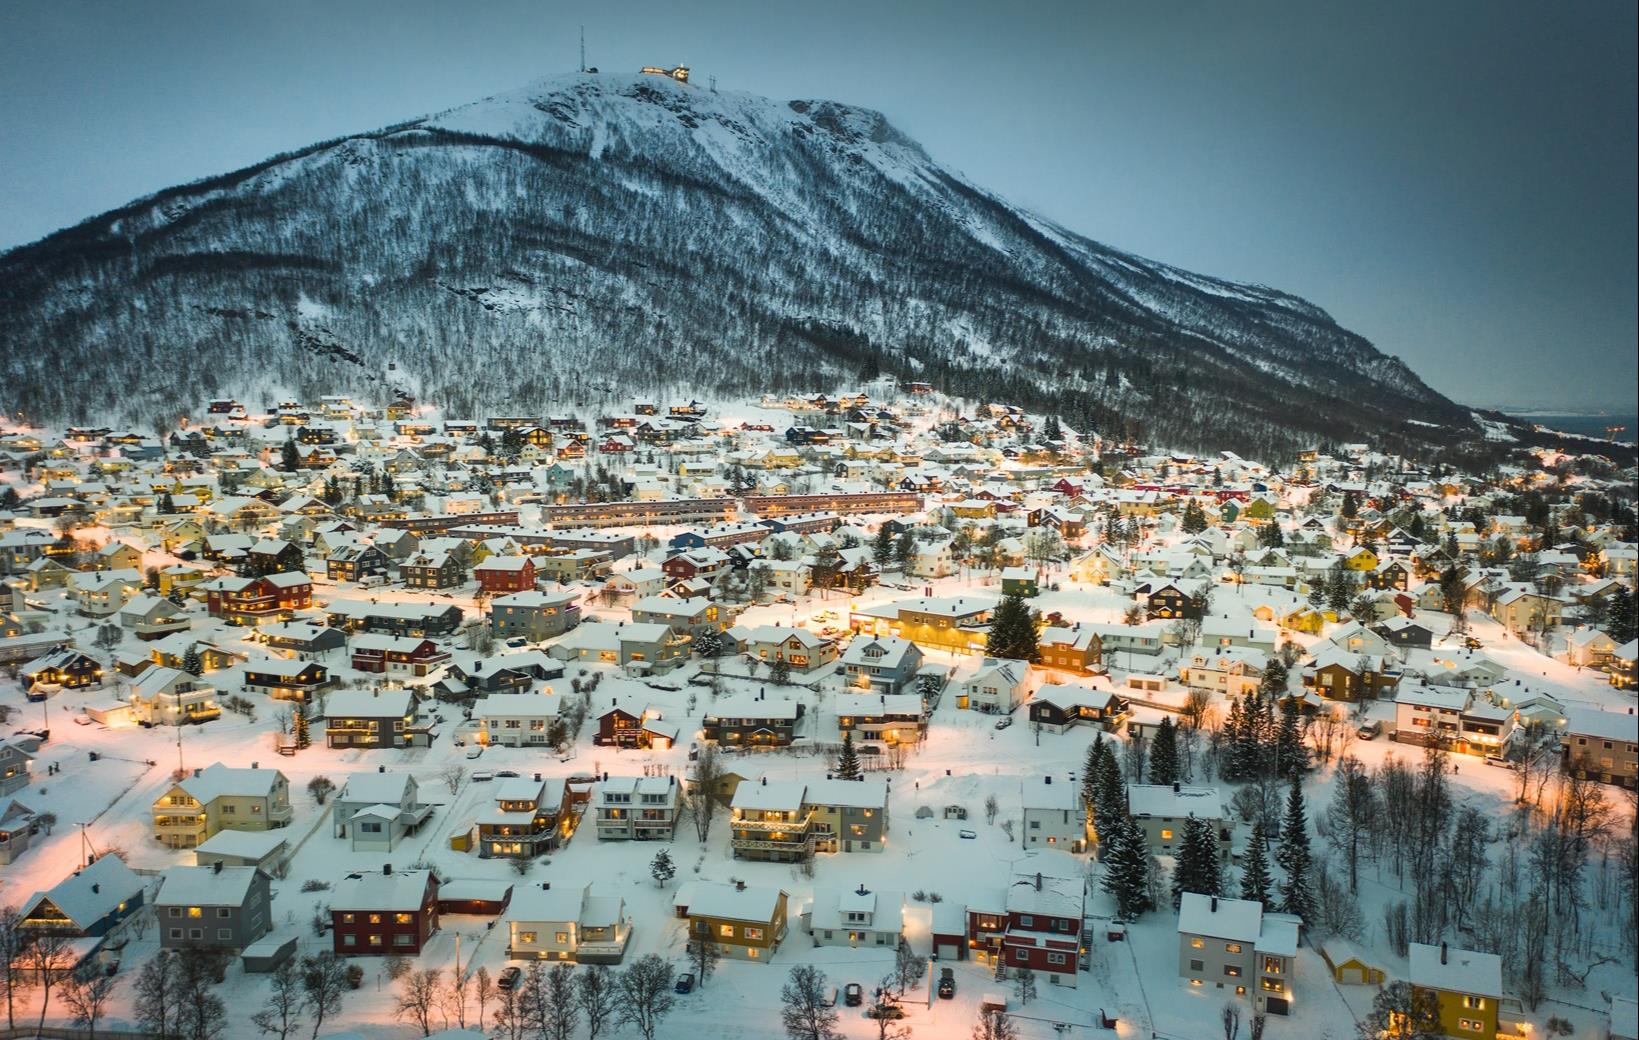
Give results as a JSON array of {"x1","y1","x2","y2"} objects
[
  {"x1": 379, "y1": 764, "x2": 386, "y2": 773},
  {"x1": 534, "y1": 773, "x2": 542, "y2": 781},
  {"x1": 1210, "y1": 896, "x2": 1218, "y2": 912},
  {"x1": 213, "y1": 860, "x2": 223, "y2": 874},
  {"x1": 735, "y1": 880, "x2": 746, "y2": 892},
  {"x1": 251, "y1": 761, "x2": 259, "y2": 770},
  {"x1": 1034, "y1": 872, "x2": 1042, "y2": 891},
  {"x1": 1440, "y1": 941, "x2": 1448, "y2": 965},
  {"x1": 383, "y1": 863, "x2": 392, "y2": 875},
  {"x1": 91, "y1": 883, "x2": 100, "y2": 894},
  {"x1": 1044, "y1": 775, "x2": 1052, "y2": 785},
  {"x1": 1173, "y1": 782, "x2": 1181, "y2": 793},
  {"x1": 761, "y1": 777, "x2": 767, "y2": 786}
]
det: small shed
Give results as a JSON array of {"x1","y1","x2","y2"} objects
[
  {"x1": 194, "y1": 830, "x2": 289, "y2": 873},
  {"x1": 1318, "y1": 937, "x2": 1385, "y2": 986},
  {"x1": 241, "y1": 933, "x2": 298, "y2": 974},
  {"x1": 437, "y1": 879, "x2": 514, "y2": 917}
]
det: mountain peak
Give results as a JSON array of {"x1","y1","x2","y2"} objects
[{"x1": 0, "y1": 72, "x2": 1468, "y2": 455}]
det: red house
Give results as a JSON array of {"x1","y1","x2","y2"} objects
[
  {"x1": 203, "y1": 573, "x2": 313, "y2": 625},
  {"x1": 330, "y1": 868, "x2": 439, "y2": 956},
  {"x1": 966, "y1": 852, "x2": 1084, "y2": 988},
  {"x1": 474, "y1": 555, "x2": 537, "y2": 595},
  {"x1": 595, "y1": 703, "x2": 646, "y2": 748},
  {"x1": 350, "y1": 635, "x2": 450, "y2": 676}
]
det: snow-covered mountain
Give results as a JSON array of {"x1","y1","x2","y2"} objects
[{"x1": 0, "y1": 71, "x2": 1469, "y2": 453}]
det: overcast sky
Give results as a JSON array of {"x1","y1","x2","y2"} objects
[{"x1": 2, "y1": 0, "x2": 1634, "y2": 411}]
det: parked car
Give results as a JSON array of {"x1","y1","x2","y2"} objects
[
  {"x1": 674, "y1": 973, "x2": 695, "y2": 994},
  {"x1": 471, "y1": 771, "x2": 495, "y2": 783},
  {"x1": 993, "y1": 717, "x2": 1013, "y2": 730},
  {"x1": 465, "y1": 746, "x2": 484, "y2": 759},
  {"x1": 959, "y1": 829, "x2": 977, "y2": 840},
  {"x1": 505, "y1": 637, "x2": 528, "y2": 648},
  {"x1": 938, "y1": 968, "x2": 955, "y2": 999},
  {"x1": 1356, "y1": 719, "x2": 1382, "y2": 740},
  {"x1": 866, "y1": 1002, "x2": 905, "y2": 1020},
  {"x1": 1463, "y1": 636, "x2": 1483, "y2": 650},
  {"x1": 496, "y1": 966, "x2": 522, "y2": 991},
  {"x1": 844, "y1": 983, "x2": 863, "y2": 1007}
]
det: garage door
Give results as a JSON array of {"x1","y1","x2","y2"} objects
[{"x1": 935, "y1": 942, "x2": 961, "y2": 961}]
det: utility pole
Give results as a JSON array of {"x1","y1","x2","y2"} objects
[{"x1": 579, "y1": 26, "x2": 586, "y2": 73}]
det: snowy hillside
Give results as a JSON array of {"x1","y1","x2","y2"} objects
[{"x1": 0, "y1": 71, "x2": 1470, "y2": 454}]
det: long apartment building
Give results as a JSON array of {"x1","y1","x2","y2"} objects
[
  {"x1": 742, "y1": 492, "x2": 923, "y2": 517},
  {"x1": 536, "y1": 498, "x2": 737, "y2": 528}
]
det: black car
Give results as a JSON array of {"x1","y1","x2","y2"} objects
[
  {"x1": 674, "y1": 973, "x2": 695, "y2": 994},
  {"x1": 937, "y1": 967, "x2": 955, "y2": 999},
  {"x1": 844, "y1": 983, "x2": 863, "y2": 1007},
  {"x1": 496, "y1": 966, "x2": 522, "y2": 991}
]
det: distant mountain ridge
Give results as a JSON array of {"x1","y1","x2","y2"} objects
[{"x1": 0, "y1": 71, "x2": 1473, "y2": 455}]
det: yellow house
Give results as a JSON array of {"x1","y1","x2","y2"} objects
[
  {"x1": 677, "y1": 882, "x2": 789, "y2": 962},
  {"x1": 1279, "y1": 607, "x2": 1326, "y2": 634},
  {"x1": 1344, "y1": 546, "x2": 1379, "y2": 572},
  {"x1": 1407, "y1": 942, "x2": 1527, "y2": 1039},
  {"x1": 952, "y1": 499, "x2": 996, "y2": 520},
  {"x1": 151, "y1": 763, "x2": 293, "y2": 848},
  {"x1": 1241, "y1": 499, "x2": 1276, "y2": 524}
]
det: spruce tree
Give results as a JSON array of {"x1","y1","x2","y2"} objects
[
  {"x1": 1276, "y1": 781, "x2": 1315, "y2": 922},
  {"x1": 1081, "y1": 736, "x2": 1103, "y2": 833},
  {"x1": 871, "y1": 526, "x2": 894, "y2": 568},
  {"x1": 279, "y1": 437, "x2": 299, "y2": 473},
  {"x1": 1092, "y1": 745, "x2": 1126, "y2": 839},
  {"x1": 180, "y1": 645, "x2": 203, "y2": 677},
  {"x1": 893, "y1": 531, "x2": 915, "y2": 571},
  {"x1": 1100, "y1": 815, "x2": 1153, "y2": 919},
  {"x1": 1221, "y1": 696, "x2": 1248, "y2": 782},
  {"x1": 1274, "y1": 697, "x2": 1308, "y2": 779},
  {"x1": 1239, "y1": 821, "x2": 1274, "y2": 910},
  {"x1": 1149, "y1": 716, "x2": 1180, "y2": 787},
  {"x1": 835, "y1": 732, "x2": 862, "y2": 781},
  {"x1": 986, "y1": 594, "x2": 1040, "y2": 663},
  {"x1": 1170, "y1": 814, "x2": 1223, "y2": 908},
  {"x1": 1180, "y1": 500, "x2": 1208, "y2": 534},
  {"x1": 292, "y1": 706, "x2": 311, "y2": 749},
  {"x1": 157, "y1": 491, "x2": 176, "y2": 515}
]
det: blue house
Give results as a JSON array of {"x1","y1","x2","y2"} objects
[{"x1": 20, "y1": 853, "x2": 147, "y2": 938}]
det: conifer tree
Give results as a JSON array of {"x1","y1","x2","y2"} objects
[
  {"x1": 1276, "y1": 781, "x2": 1314, "y2": 922},
  {"x1": 292, "y1": 706, "x2": 311, "y2": 749},
  {"x1": 1099, "y1": 815, "x2": 1153, "y2": 920},
  {"x1": 1239, "y1": 821, "x2": 1274, "y2": 910},
  {"x1": 1170, "y1": 814, "x2": 1223, "y2": 908},
  {"x1": 835, "y1": 732, "x2": 862, "y2": 781},
  {"x1": 1180, "y1": 500, "x2": 1208, "y2": 534},
  {"x1": 1081, "y1": 735, "x2": 1103, "y2": 832},
  {"x1": 871, "y1": 526, "x2": 894, "y2": 568},
  {"x1": 985, "y1": 594, "x2": 1040, "y2": 663},
  {"x1": 1092, "y1": 744, "x2": 1126, "y2": 839},
  {"x1": 279, "y1": 437, "x2": 300, "y2": 473},
  {"x1": 180, "y1": 645, "x2": 203, "y2": 677},
  {"x1": 1274, "y1": 697, "x2": 1308, "y2": 779},
  {"x1": 1149, "y1": 716, "x2": 1180, "y2": 787},
  {"x1": 893, "y1": 531, "x2": 915, "y2": 571}
]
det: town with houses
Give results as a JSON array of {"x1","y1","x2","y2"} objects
[{"x1": 0, "y1": 386, "x2": 1635, "y2": 1040}]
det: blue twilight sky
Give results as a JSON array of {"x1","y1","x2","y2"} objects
[{"x1": 1, "y1": 0, "x2": 1634, "y2": 411}]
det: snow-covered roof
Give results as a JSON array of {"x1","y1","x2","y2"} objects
[{"x1": 1407, "y1": 942, "x2": 1503, "y2": 998}]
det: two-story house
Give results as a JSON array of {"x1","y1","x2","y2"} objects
[
  {"x1": 1178, "y1": 892, "x2": 1300, "y2": 1016},
  {"x1": 475, "y1": 776, "x2": 576, "y2": 859},
  {"x1": 1021, "y1": 775, "x2": 1087, "y2": 852},
  {"x1": 675, "y1": 881, "x2": 789, "y2": 963},
  {"x1": 323, "y1": 688, "x2": 424, "y2": 749},
  {"x1": 1126, "y1": 784, "x2": 1233, "y2": 862},
  {"x1": 331, "y1": 868, "x2": 440, "y2": 956},
  {"x1": 839, "y1": 636, "x2": 925, "y2": 695},
  {"x1": 151, "y1": 763, "x2": 292, "y2": 849},
  {"x1": 153, "y1": 863, "x2": 272, "y2": 951},
  {"x1": 593, "y1": 775, "x2": 682, "y2": 841}
]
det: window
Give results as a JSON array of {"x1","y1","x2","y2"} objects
[
  {"x1": 368, "y1": 935, "x2": 383, "y2": 947},
  {"x1": 1223, "y1": 966, "x2": 1241, "y2": 978},
  {"x1": 188, "y1": 929, "x2": 203, "y2": 940},
  {"x1": 556, "y1": 932, "x2": 570, "y2": 944},
  {"x1": 1190, "y1": 959, "x2": 1204, "y2": 972},
  {"x1": 1160, "y1": 829, "x2": 1174, "y2": 841},
  {"x1": 1019, "y1": 915, "x2": 1033, "y2": 928},
  {"x1": 187, "y1": 907, "x2": 203, "y2": 918},
  {"x1": 518, "y1": 931, "x2": 537, "y2": 944},
  {"x1": 1263, "y1": 957, "x2": 1283, "y2": 974},
  {"x1": 218, "y1": 928, "x2": 232, "y2": 940},
  {"x1": 745, "y1": 927, "x2": 765, "y2": 941},
  {"x1": 395, "y1": 913, "x2": 413, "y2": 925},
  {"x1": 1225, "y1": 943, "x2": 1243, "y2": 954},
  {"x1": 1458, "y1": 1020, "x2": 1483, "y2": 1033},
  {"x1": 1190, "y1": 938, "x2": 1204, "y2": 949},
  {"x1": 1046, "y1": 952, "x2": 1066, "y2": 965},
  {"x1": 169, "y1": 907, "x2": 182, "y2": 918},
  {"x1": 394, "y1": 934, "x2": 414, "y2": 947},
  {"x1": 1261, "y1": 978, "x2": 1284, "y2": 993},
  {"x1": 169, "y1": 928, "x2": 182, "y2": 939},
  {"x1": 1462, "y1": 995, "x2": 1485, "y2": 1010},
  {"x1": 719, "y1": 924, "x2": 735, "y2": 939}
]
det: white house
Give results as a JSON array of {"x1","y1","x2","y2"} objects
[
  {"x1": 961, "y1": 658, "x2": 1029, "y2": 714},
  {"x1": 332, "y1": 771, "x2": 431, "y2": 852},
  {"x1": 1021, "y1": 775, "x2": 1086, "y2": 851},
  {"x1": 474, "y1": 692, "x2": 562, "y2": 748},
  {"x1": 806, "y1": 884, "x2": 905, "y2": 948}
]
